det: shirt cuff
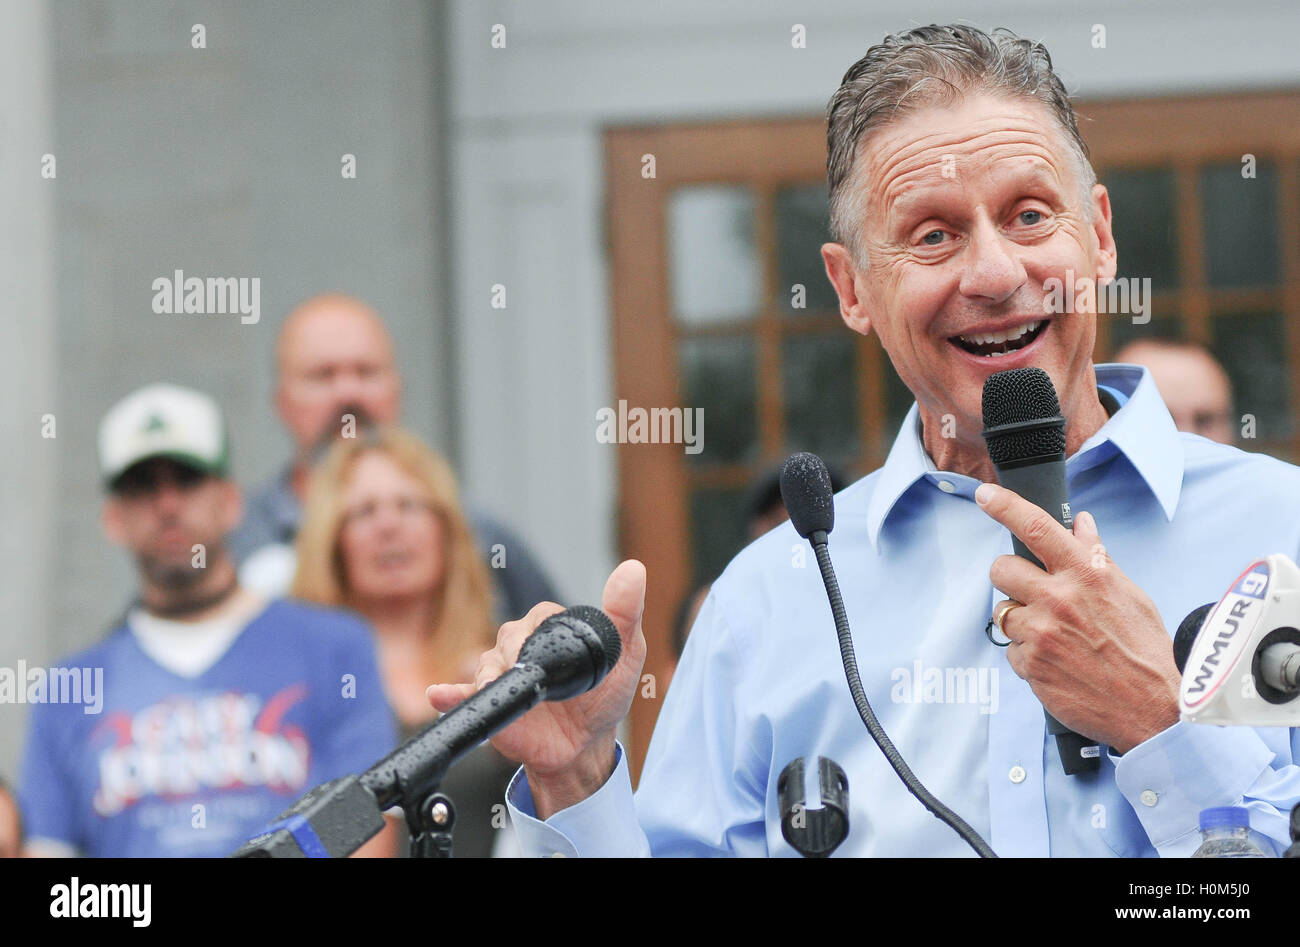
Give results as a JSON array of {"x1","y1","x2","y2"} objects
[
  {"x1": 1111, "y1": 720, "x2": 1275, "y2": 853},
  {"x1": 505, "y1": 741, "x2": 650, "y2": 857}
]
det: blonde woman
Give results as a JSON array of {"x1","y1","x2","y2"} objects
[{"x1": 293, "y1": 426, "x2": 516, "y2": 857}]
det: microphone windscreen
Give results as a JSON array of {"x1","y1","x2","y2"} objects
[
  {"x1": 1173, "y1": 603, "x2": 1215, "y2": 674},
  {"x1": 780, "y1": 452, "x2": 835, "y2": 539},
  {"x1": 981, "y1": 367, "x2": 1066, "y2": 464},
  {"x1": 558, "y1": 605, "x2": 622, "y2": 672}
]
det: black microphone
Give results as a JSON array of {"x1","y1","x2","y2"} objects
[
  {"x1": 982, "y1": 367, "x2": 1100, "y2": 776},
  {"x1": 780, "y1": 451, "x2": 997, "y2": 858},
  {"x1": 232, "y1": 605, "x2": 621, "y2": 857},
  {"x1": 362, "y1": 604, "x2": 620, "y2": 809},
  {"x1": 780, "y1": 451, "x2": 835, "y2": 541}
]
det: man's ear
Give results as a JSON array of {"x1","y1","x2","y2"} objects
[
  {"x1": 1089, "y1": 184, "x2": 1118, "y2": 284},
  {"x1": 101, "y1": 498, "x2": 126, "y2": 547},
  {"x1": 821, "y1": 243, "x2": 873, "y2": 336}
]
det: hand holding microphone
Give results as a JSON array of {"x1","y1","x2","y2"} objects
[
  {"x1": 976, "y1": 482, "x2": 1182, "y2": 754},
  {"x1": 427, "y1": 560, "x2": 648, "y2": 819},
  {"x1": 235, "y1": 593, "x2": 638, "y2": 857}
]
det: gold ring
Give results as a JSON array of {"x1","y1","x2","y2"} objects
[{"x1": 993, "y1": 600, "x2": 1024, "y2": 637}]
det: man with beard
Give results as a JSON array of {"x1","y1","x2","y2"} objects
[
  {"x1": 230, "y1": 293, "x2": 560, "y2": 620},
  {"x1": 18, "y1": 384, "x2": 397, "y2": 857}
]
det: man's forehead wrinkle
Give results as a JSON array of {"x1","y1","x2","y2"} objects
[
  {"x1": 879, "y1": 133, "x2": 1065, "y2": 188},
  {"x1": 879, "y1": 154, "x2": 1065, "y2": 230},
  {"x1": 865, "y1": 106, "x2": 1068, "y2": 185}
]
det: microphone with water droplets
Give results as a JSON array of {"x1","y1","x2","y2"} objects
[
  {"x1": 361, "y1": 605, "x2": 621, "y2": 810},
  {"x1": 233, "y1": 606, "x2": 621, "y2": 857}
]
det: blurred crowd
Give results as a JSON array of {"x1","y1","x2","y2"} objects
[
  {"x1": 9, "y1": 293, "x2": 557, "y2": 858},
  {"x1": 0, "y1": 289, "x2": 1239, "y2": 858}
]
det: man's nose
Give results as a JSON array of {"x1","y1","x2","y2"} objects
[
  {"x1": 150, "y1": 481, "x2": 187, "y2": 513},
  {"x1": 958, "y1": 218, "x2": 1026, "y2": 305},
  {"x1": 329, "y1": 371, "x2": 368, "y2": 404}
]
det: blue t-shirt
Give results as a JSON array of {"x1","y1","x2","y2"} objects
[{"x1": 18, "y1": 599, "x2": 398, "y2": 857}]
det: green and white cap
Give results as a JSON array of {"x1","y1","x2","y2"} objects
[{"x1": 99, "y1": 383, "x2": 230, "y2": 488}]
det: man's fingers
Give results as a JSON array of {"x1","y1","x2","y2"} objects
[
  {"x1": 474, "y1": 652, "x2": 512, "y2": 691},
  {"x1": 975, "y1": 482, "x2": 1082, "y2": 571},
  {"x1": 601, "y1": 559, "x2": 647, "y2": 661},
  {"x1": 989, "y1": 554, "x2": 1048, "y2": 604},
  {"x1": 1072, "y1": 509, "x2": 1101, "y2": 544},
  {"x1": 495, "y1": 600, "x2": 567, "y2": 666},
  {"x1": 428, "y1": 600, "x2": 574, "y2": 713},
  {"x1": 1005, "y1": 637, "x2": 1028, "y2": 680},
  {"x1": 1071, "y1": 510, "x2": 1109, "y2": 571},
  {"x1": 519, "y1": 600, "x2": 568, "y2": 629},
  {"x1": 426, "y1": 682, "x2": 475, "y2": 712}
]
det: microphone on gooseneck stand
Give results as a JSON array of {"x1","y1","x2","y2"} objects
[
  {"x1": 233, "y1": 605, "x2": 622, "y2": 857},
  {"x1": 780, "y1": 451, "x2": 997, "y2": 858},
  {"x1": 981, "y1": 367, "x2": 1101, "y2": 776}
]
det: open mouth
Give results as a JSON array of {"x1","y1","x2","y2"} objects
[
  {"x1": 949, "y1": 319, "x2": 1048, "y2": 358},
  {"x1": 375, "y1": 550, "x2": 413, "y2": 568}
]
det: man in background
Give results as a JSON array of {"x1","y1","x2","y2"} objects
[
  {"x1": 1113, "y1": 338, "x2": 1236, "y2": 444},
  {"x1": 19, "y1": 384, "x2": 397, "y2": 857},
  {"x1": 230, "y1": 293, "x2": 560, "y2": 617}
]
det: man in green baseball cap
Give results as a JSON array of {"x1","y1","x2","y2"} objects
[
  {"x1": 18, "y1": 382, "x2": 399, "y2": 857},
  {"x1": 97, "y1": 383, "x2": 240, "y2": 616}
]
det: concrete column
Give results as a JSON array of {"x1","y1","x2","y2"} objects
[{"x1": 0, "y1": 0, "x2": 56, "y2": 777}]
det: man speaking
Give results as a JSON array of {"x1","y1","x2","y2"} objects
[{"x1": 428, "y1": 24, "x2": 1300, "y2": 856}]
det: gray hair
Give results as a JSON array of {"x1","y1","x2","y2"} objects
[{"x1": 826, "y1": 24, "x2": 1096, "y2": 267}]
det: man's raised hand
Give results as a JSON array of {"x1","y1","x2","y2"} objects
[{"x1": 427, "y1": 559, "x2": 648, "y2": 818}]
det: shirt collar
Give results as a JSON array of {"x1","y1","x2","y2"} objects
[{"x1": 864, "y1": 363, "x2": 1184, "y2": 549}]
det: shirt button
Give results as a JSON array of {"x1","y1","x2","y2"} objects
[
  {"x1": 1008, "y1": 765, "x2": 1026, "y2": 784},
  {"x1": 1140, "y1": 790, "x2": 1159, "y2": 807},
  {"x1": 937, "y1": 480, "x2": 956, "y2": 493}
]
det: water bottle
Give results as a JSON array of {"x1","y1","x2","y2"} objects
[{"x1": 1191, "y1": 806, "x2": 1269, "y2": 858}]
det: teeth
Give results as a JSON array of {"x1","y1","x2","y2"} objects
[{"x1": 959, "y1": 320, "x2": 1041, "y2": 346}]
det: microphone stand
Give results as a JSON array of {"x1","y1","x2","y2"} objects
[
  {"x1": 234, "y1": 606, "x2": 621, "y2": 858},
  {"x1": 780, "y1": 451, "x2": 997, "y2": 858},
  {"x1": 362, "y1": 679, "x2": 550, "y2": 859},
  {"x1": 404, "y1": 789, "x2": 457, "y2": 858}
]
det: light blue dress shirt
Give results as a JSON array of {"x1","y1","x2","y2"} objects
[{"x1": 506, "y1": 364, "x2": 1300, "y2": 856}]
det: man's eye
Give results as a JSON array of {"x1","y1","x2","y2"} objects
[
  {"x1": 1017, "y1": 210, "x2": 1044, "y2": 225},
  {"x1": 921, "y1": 230, "x2": 947, "y2": 246}
]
